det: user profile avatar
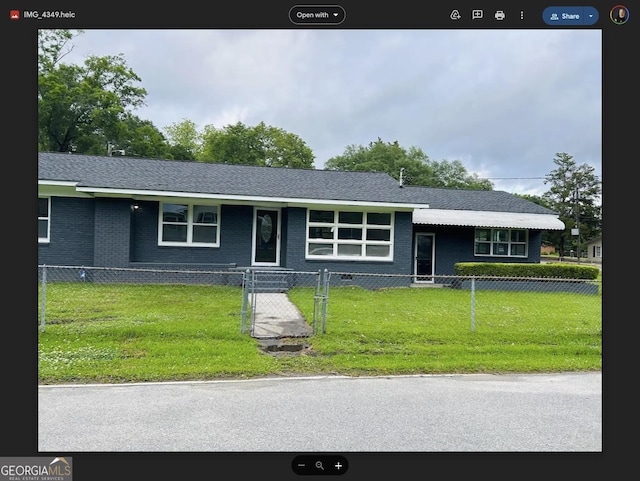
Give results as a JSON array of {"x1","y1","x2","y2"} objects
[{"x1": 610, "y1": 5, "x2": 629, "y2": 24}]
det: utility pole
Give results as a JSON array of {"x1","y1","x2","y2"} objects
[{"x1": 574, "y1": 186, "x2": 580, "y2": 263}]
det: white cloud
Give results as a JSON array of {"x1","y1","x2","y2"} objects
[{"x1": 61, "y1": 28, "x2": 601, "y2": 196}]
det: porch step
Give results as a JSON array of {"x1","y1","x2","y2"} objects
[{"x1": 250, "y1": 271, "x2": 290, "y2": 293}]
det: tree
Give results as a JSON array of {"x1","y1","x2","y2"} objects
[
  {"x1": 112, "y1": 114, "x2": 171, "y2": 158},
  {"x1": 70, "y1": 113, "x2": 170, "y2": 158},
  {"x1": 430, "y1": 159, "x2": 493, "y2": 190},
  {"x1": 515, "y1": 193, "x2": 558, "y2": 248},
  {"x1": 163, "y1": 119, "x2": 201, "y2": 161},
  {"x1": 38, "y1": 29, "x2": 80, "y2": 74},
  {"x1": 38, "y1": 30, "x2": 148, "y2": 153},
  {"x1": 198, "y1": 121, "x2": 314, "y2": 168},
  {"x1": 542, "y1": 152, "x2": 602, "y2": 258},
  {"x1": 325, "y1": 138, "x2": 493, "y2": 190}
]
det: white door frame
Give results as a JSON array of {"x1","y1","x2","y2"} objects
[
  {"x1": 251, "y1": 207, "x2": 281, "y2": 266},
  {"x1": 414, "y1": 232, "x2": 435, "y2": 283}
]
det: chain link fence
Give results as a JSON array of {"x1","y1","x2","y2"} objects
[
  {"x1": 328, "y1": 271, "x2": 601, "y2": 333},
  {"x1": 38, "y1": 265, "x2": 601, "y2": 335},
  {"x1": 240, "y1": 268, "x2": 330, "y2": 336}
]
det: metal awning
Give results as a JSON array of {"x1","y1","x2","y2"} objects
[{"x1": 412, "y1": 209, "x2": 565, "y2": 230}]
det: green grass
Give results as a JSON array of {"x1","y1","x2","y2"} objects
[{"x1": 38, "y1": 282, "x2": 601, "y2": 384}]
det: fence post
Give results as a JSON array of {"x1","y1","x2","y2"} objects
[
  {"x1": 470, "y1": 276, "x2": 476, "y2": 333},
  {"x1": 313, "y1": 270, "x2": 321, "y2": 334},
  {"x1": 240, "y1": 269, "x2": 250, "y2": 333},
  {"x1": 40, "y1": 265, "x2": 47, "y2": 333},
  {"x1": 321, "y1": 268, "x2": 330, "y2": 334},
  {"x1": 249, "y1": 269, "x2": 256, "y2": 336}
]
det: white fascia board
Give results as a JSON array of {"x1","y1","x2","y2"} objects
[
  {"x1": 74, "y1": 186, "x2": 428, "y2": 211},
  {"x1": 38, "y1": 181, "x2": 92, "y2": 198}
]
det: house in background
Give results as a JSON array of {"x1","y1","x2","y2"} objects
[
  {"x1": 584, "y1": 235, "x2": 602, "y2": 263},
  {"x1": 38, "y1": 152, "x2": 565, "y2": 286},
  {"x1": 540, "y1": 244, "x2": 556, "y2": 255}
]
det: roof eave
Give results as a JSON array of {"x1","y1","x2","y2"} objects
[{"x1": 73, "y1": 186, "x2": 429, "y2": 210}]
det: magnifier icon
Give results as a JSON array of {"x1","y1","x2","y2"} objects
[{"x1": 315, "y1": 461, "x2": 324, "y2": 470}]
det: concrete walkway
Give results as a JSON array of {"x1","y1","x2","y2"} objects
[{"x1": 250, "y1": 293, "x2": 313, "y2": 339}]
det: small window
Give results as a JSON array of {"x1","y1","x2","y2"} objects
[
  {"x1": 511, "y1": 230, "x2": 526, "y2": 243},
  {"x1": 338, "y1": 211, "x2": 363, "y2": 224},
  {"x1": 474, "y1": 228, "x2": 527, "y2": 257},
  {"x1": 38, "y1": 197, "x2": 50, "y2": 243},
  {"x1": 367, "y1": 212, "x2": 392, "y2": 225},
  {"x1": 309, "y1": 210, "x2": 334, "y2": 223},
  {"x1": 309, "y1": 227, "x2": 333, "y2": 239},
  {"x1": 338, "y1": 228, "x2": 362, "y2": 240},
  {"x1": 159, "y1": 203, "x2": 220, "y2": 247},
  {"x1": 475, "y1": 229, "x2": 491, "y2": 242}
]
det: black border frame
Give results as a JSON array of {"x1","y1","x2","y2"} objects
[{"x1": 5, "y1": 0, "x2": 628, "y2": 477}]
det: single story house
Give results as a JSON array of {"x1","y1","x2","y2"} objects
[
  {"x1": 38, "y1": 152, "x2": 565, "y2": 286},
  {"x1": 584, "y1": 235, "x2": 602, "y2": 263}
]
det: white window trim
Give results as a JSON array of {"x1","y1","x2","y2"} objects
[
  {"x1": 474, "y1": 227, "x2": 528, "y2": 258},
  {"x1": 306, "y1": 209, "x2": 394, "y2": 261},
  {"x1": 158, "y1": 202, "x2": 220, "y2": 247},
  {"x1": 38, "y1": 197, "x2": 51, "y2": 243}
]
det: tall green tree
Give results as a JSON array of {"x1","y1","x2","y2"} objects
[
  {"x1": 38, "y1": 29, "x2": 148, "y2": 153},
  {"x1": 70, "y1": 113, "x2": 170, "y2": 158},
  {"x1": 542, "y1": 152, "x2": 602, "y2": 257},
  {"x1": 163, "y1": 119, "x2": 201, "y2": 161},
  {"x1": 429, "y1": 158, "x2": 493, "y2": 190},
  {"x1": 198, "y1": 121, "x2": 314, "y2": 168},
  {"x1": 515, "y1": 193, "x2": 558, "y2": 249},
  {"x1": 38, "y1": 29, "x2": 79, "y2": 74},
  {"x1": 111, "y1": 114, "x2": 171, "y2": 158},
  {"x1": 325, "y1": 138, "x2": 493, "y2": 190}
]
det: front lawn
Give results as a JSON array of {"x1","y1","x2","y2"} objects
[{"x1": 38, "y1": 283, "x2": 601, "y2": 384}]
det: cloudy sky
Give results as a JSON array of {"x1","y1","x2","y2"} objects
[{"x1": 59, "y1": 29, "x2": 601, "y2": 196}]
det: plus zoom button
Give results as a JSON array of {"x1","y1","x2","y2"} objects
[
  {"x1": 291, "y1": 455, "x2": 349, "y2": 475},
  {"x1": 289, "y1": 5, "x2": 346, "y2": 25}
]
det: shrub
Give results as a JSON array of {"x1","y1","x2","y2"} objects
[{"x1": 454, "y1": 262, "x2": 599, "y2": 279}]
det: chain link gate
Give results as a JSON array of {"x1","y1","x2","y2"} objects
[{"x1": 240, "y1": 269, "x2": 330, "y2": 336}]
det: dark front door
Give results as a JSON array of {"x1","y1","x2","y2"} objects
[
  {"x1": 414, "y1": 233, "x2": 434, "y2": 282},
  {"x1": 253, "y1": 208, "x2": 280, "y2": 266}
]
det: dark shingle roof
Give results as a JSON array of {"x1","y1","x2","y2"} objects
[
  {"x1": 38, "y1": 152, "x2": 555, "y2": 214},
  {"x1": 398, "y1": 185, "x2": 556, "y2": 214},
  {"x1": 39, "y1": 152, "x2": 415, "y2": 204}
]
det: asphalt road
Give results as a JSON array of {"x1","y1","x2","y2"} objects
[{"x1": 38, "y1": 371, "x2": 601, "y2": 453}]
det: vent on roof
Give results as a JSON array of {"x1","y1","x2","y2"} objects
[
  {"x1": 399, "y1": 168, "x2": 405, "y2": 188},
  {"x1": 107, "y1": 143, "x2": 126, "y2": 156}
]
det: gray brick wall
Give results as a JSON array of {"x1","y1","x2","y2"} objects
[
  {"x1": 38, "y1": 197, "x2": 95, "y2": 266},
  {"x1": 94, "y1": 198, "x2": 131, "y2": 267}
]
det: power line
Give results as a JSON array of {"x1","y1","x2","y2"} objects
[{"x1": 481, "y1": 177, "x2": 546, "y2": 180}]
